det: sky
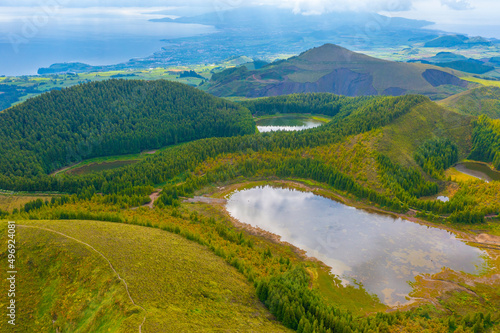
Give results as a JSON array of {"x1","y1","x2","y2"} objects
[
  {"x1": 1, "y1": 0, "x2": 499, "y2": 38},
  {"x1": 1, "y1": 0, "x2": 499, "y2": 75},
  {"x1": 0, "y1": 0, "x2": 499, "y2": 25},
  {"x1": 1, "y1": 0, "x2": 499, "y2": 30}
]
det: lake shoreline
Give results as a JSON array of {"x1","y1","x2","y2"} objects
[{"x1": 198, "y1": 179, "x2": 500, "y2": 309}]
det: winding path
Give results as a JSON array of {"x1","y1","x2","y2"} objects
[{"x1": 18, "y1": 224, "x2": 147, "y2": 332}]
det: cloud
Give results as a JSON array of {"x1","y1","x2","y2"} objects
[
  {"x1": 1, "y1": 0, "x2": 414, "y2": 12},
  {"x1": 290, "y1": 0, "x2": 413, "y2": 14},
  {"x1": 440, "y1": 0, "x2": 473, "y2": 10}
]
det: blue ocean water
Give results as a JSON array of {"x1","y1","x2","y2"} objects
[
  {"x1": 0, "y1": 13, "x2": 216, "y2": 76},
  {"x1": 428, "y1": 23, "x2": 500, "y2": 39}
]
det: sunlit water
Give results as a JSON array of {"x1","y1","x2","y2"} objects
[
  {"x1": 256, "y1": 116, "x2": 324, "y2": 132},
  {"x1": 226, "y1": 186, "x2": 487, "y2": 306},
  {"x1": 456, "y1": 162, "x2": 500, "y2": 182}
]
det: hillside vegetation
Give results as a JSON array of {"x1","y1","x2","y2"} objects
[
  {"x1": 0, "y1": 220, "x2": 290, "y2": 332},
  {"x1": 0, "y1": 80, "x2": 255, "y2": 190},
  {"x1": 440, "y1": 86, "x2": 500, "y2": 119},
  {"x1": 6, "y1": 92, "x2": 496, "y2": 219},
  {"x1": 202, "y1": 44, "x2": 471, "y2": 100},
  {"x1": 4, "y1": 89, "x2": 500, "y2": 332},
  {"x1": 469, "y1": 115, "x2": 500, "y2": 170}
]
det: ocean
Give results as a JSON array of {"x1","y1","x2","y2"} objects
[{"x1": 0, "y1": 10, "x2": 216, "y2": 76}]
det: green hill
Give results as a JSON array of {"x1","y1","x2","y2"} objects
[
  {"x1": 439, "y1": 86, "x2": 500, "y2": 119},
  {"x1": 435, "y1": 60, "x2": 494, "y2": 74},
  {"x1": 425, "y1": 52, "x2": 467, "y2": 63},
  {"x1": 3, "y1": 91, "x2": 500, "y2": 332},
  {"x1": 469, "y1": 115, "x2": 500, "y2": 170},
  {"x1": 0, "y1": 220, "x2": 290, "y2": 332},
  {"x1": 0, "y1": 79, "x2": 255, "y2": 190},
  {"x1": 424, "y1": 34, "x2": 469, "y2": 47},
  {"x1": 202, "y1": 44, "x2": 471, "y2": 100},
  {"x1": 424, "y1": 34, "x2": 492, "y2": 48}
]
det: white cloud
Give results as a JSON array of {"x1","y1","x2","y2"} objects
[
  {"x1": 2, "y1": 0, "x2": 499, "y2": 31},
  {"x1": 0, "y1": 0, "x2": 414, "y2": 11},
  {"x1": 441, "y1": 0, "x2": 473, "y2": 10},
  {"x1": 289, "y1": 0, "x2": 413, "y2": 14}
]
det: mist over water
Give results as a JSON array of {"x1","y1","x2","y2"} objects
[{"x1": 428, "y1": 24, "x2": 500, "y2": 39}]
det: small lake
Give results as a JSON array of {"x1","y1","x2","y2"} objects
[
  {"x1": 455, "y1": 162, "x2": 500, "y2": 182},
  {"x1": 256, "y1": 116, "x2": 325, "y2": 132},
  {"x1": 226, "y1": 186, "x2": 487, "y2": 306},
  {"x1": 67, "y1": 160, "x2": 138, "y2": 176}
]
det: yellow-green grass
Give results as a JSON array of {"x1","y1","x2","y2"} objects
[
  {"x1": 461, "y1": 77, "x2": 500, "y2": 88},
  {"x1": 445, "y1": 167, "x2": 479, "y2": 183},
  {"x1": 0, "y1": 194, "x2": 53, "y2": 213},
  {"x1": 313, "y1": 268, "x2": 387, "y2": 314},
  {"x1": 310, "y1": 130, "x2": 381, "y2": 187},
  {"x1": 378, "y1": 101, "x2": 473, "y2": 167},
  {"x1": 439, "y1": 86, "x2": 500, "y2": 119},
  {"x1": 0, "y1": 220, "x2": 290, "y2": 332},
  {"x1": 0, "y1": 221, "x2": 142, "y2": 333}
]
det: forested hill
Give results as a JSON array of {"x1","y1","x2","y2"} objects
[
  {"x1": 439, "y1": 86, "x2": 500, "y2": 119},
  {"x1": 469, "y1": 115, "x2": 500, "y2": 170},
  {"x1": 0, "y1": 79, "x2": 255, "y2": 181},
  {"x1": 241, "y1": 93, "x2": 379, "y2": 117}
]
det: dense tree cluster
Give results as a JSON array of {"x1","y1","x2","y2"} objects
[
  {"x1": 0, "y1": 79, "x2": 255, "y2": 186},
  {"x1": 0, "y1": 93, "x2": 427, "y2": 192},
  {"x1": 469, "y1": 115, "x2": 500, "y2": 170},
  {"x1": 448, "y1": 209, "x2": 485, "y2": 224},
  {"x1": 414, "y1": 138, "x2": 459, "y2": 178},
  {"x1": 377, "y1": 154, "x2": 439, "y2": 197},
  {"x1": 7, "y1": 87, "x2": 498, "y2": 332},
  {"x1": 256, "y1": 266, "x2": 396, "y2": 333},
  {"x1": 4, "y1": 89, "x2": 492, "y2": 223},
  {"x1": 241, "y1": 93, "x2": 379, "y2": 117}
]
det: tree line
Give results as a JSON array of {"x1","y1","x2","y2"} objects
[
  {"x1": 469, "y1": 115, "x2": 500, "y2": 170},
  {"x1": 0, "y1": 79, "x2": 255, "y2": 186},
  {"x1": 4, "y1": 89, "x2": 492, "y2": 223},
  {"x1": 414, "y1": 137, "x2": 459, "y2": 178}
]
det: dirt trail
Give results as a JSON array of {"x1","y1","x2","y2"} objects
[
  {"x1": 18, "y1": 224, "x2": 147, "y2": 333},
  {"x1": 144, "y1": 190, "x2": 162, "y2": 209},
  {"x1": 185, "y1": 196, "x2": 227, "y2": 204}
]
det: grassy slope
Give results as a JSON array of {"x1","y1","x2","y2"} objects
[
  {"x1": 308, "y1": 101, "x2": 472, "y2": 188},
  {"x1": 461, "y1": 77, "x2": 500, "y2": 88},
  {"x1": 0, "y1": 220, "x2": 290, "y2": 333},
  {"x1": 377, "y1": 101, "x2": 473, "y2": 166},
  {"x1": 439, "y1": 86, "x2": 500, "y2": 119},
  {"x1": 0, "y1": 221, "x2": 142, "y2": 333},
  {"x1": 0, "y1": 194, "x2": 53, "y2": 213}
]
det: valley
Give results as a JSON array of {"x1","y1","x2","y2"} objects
[
  {"x1": 1, "y1": 78, "x2": 499, "y2": 331},
  {"x1": 1, "y1": 5, "x2": 500, "y2": 331}
]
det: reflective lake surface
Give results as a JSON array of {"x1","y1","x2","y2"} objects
[
  {"x1": 226, "y1": 186, "x2": 487, "y2": 305},
  {"x1": 455, "y1": 162, "x2": 500, "y2": 182},
  {"x1": 437, "y1": 196, "x2": 450, "y2": 202},
  {"x1": 256, "y1": 116, "x2": 325, "y2": 132}
]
